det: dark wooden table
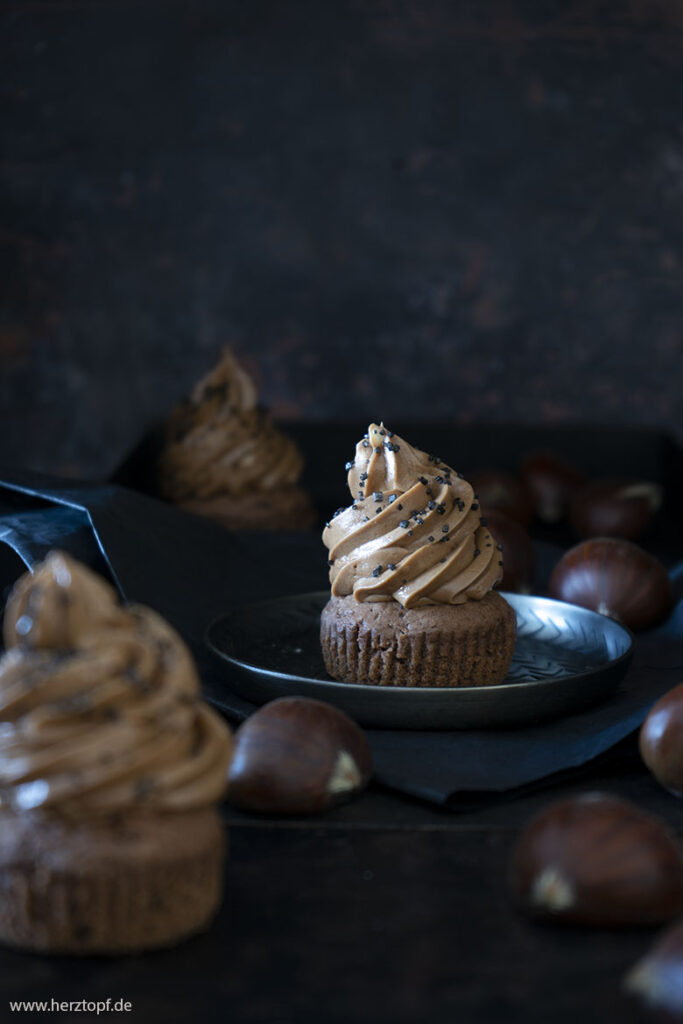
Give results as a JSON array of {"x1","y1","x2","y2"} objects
[
  {"x1": 1, "y1": 423, "x2": 681, "y2": 1023},
  {"x1": 0, "y1": 745, "x2": 680, "y2": 1023}
]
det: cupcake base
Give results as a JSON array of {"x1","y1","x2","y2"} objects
[
  {"x1": 0, "y1": 808, "x2": 225, "y2": 954},
  {"x1": 180, "y1": 485, "x2": 316, "y2": 531},
  {"x1": 320, "y1": 592, "x2": 516, "y2": 688}
]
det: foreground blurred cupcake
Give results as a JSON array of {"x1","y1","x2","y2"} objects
[
  {"x1": 0, "y1": 552, "x2": 233, "y2": 954},
  {"x1": 321, "y1": 424, "x2": 516, "y2": 687},
  {"x1": 158, "y1": 349, "x2": 316, "y2": 530}
]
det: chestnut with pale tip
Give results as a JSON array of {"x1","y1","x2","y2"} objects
[
  {"x1": 640, "y1": 684, "x2": 683, "y2": 797},
  {"x1": 624, "y1": 919, "x2": 683, "y2": 1015},
  {"x1": 549, "y1": 537, "x2": 671, "y2": 631},
  {"x1": 509, "y1": 793, "x2": 683, "y2": 927},
  {"x1": 226, "y1": 697, "x2": 372, "y2": 814},
  {"x1": 520, "y1": 451, "x2": 585, "y2": 524},
  {"x1": 570, "y1": 478, "x2": 662, "y2": 541}
]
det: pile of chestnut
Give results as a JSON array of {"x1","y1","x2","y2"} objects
[
  {"x1": 226, "y1": 685, "x2": 683, "y2": 1017},
  {"x1": 511, "y1": 680, "x2": 683, "y2": 1015},
  {"x1": 471, "y1": 450, "x2": 671, "y2": 631}
]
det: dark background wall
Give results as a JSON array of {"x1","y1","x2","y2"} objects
[{"x1": 1, "y1": 0, "x2": 682, "y2": 479}]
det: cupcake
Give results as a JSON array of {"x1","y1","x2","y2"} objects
[
  {"x1": 157, "y1": 349, "x2": 316, "y2": 530},
  {"x1": 0, "y1": 551, "x2": 233, "y2": 954},
  {"x1": 321, "y1": 424, "x2": 516, "y2": 687}
]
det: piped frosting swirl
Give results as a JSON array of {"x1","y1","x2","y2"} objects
[
  {"x1": 323, "y1": 424, "x2": 503, "y2": 608},
  {"x1": 0, "y1": 552, "x2": 233, "y2": 819},
  {"x1": 158, "y1": 349, "x2": 304, "y2": 501}
]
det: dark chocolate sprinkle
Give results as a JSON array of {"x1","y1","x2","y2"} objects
[
  {"x1": 428, "y1": 500, "x2": 437, "y2": 510},
  {"x1": 372, "y1": 492, "x2": 383, "y2": 502},
  {"x1": 345, "y1": 461, "x2": 353, "y2": 471},
  {"x1": 372, "y1": 565, "x2": 383, "y2": 578},
  {"x1": 428, "y1": 536, "x2": 434, "y2": 542},
  {"x1": 397, "y1": 504, "x2": 403, "y2": 510},
  {"x1": 331, "y1": 507, "x2": 345, "y2": 519},
  {"x1": 388, "y1": 494, "x2": 397, "y2": 504},
  {"x1": 419, "y1": 476, "x2": 428, "y2": 485},
  {"x1": 435, "y1": 475, "x2": 444, "y2": 484},
  {"x1": 399, "y1": 520, "x2": 409, "y2": 528},
  {"x1": 496, "y1": 543, "x2": 503, "y2": 551},
  {"x1": 100, "y1": 707, "x2": 121, "y2": 722},
  {"x1": 442, "y1": 525, "x2": 449, "y2": 533},
  {"x1": 374, "y1": 446, "x2": 383, "y2": 454},
  {"x1": 387, "y1": 563, "x2": 396, "y2": 571},
  {"x1": 471, "y1": 503, "x2": 479, "y2": 511},
  {"x1": 474, "y1": 548, "x2": 481, "y2": 557},
  {"x1": 134, "y1": 777, "x2": 155, "y2": 800}
]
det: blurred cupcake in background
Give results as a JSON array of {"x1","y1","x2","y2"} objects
[{"x1": 158, "y1": 349, "x2": 316, "y2": 531}]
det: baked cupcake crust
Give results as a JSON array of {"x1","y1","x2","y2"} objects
[
  {"x1": 320, "y1": 591, "x2": 516, "y2": 688},
  {"x1": 0, "y1": 808, "x2": 224, "y2": 955}
]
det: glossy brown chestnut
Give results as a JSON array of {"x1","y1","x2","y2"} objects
[
  {"x1": 624, "y1": 919, "x2": 683, "y2": 1014},
  {"x1": 226, "y1": 696, "x2": 372, "y2": 814},
  {"x1": 468, "y1": 471, "x2": 533, "y2": 527},
  {"x1": 520, "y1": 452, "x2": 586, "y2": 524},
  {"x1": 510, "y1": 793, "x2": 683, "y2": 927},
  {"x1": 548, "y1": 537, "x2": 671, "y2": 631},
  {"x1": 485, "y1": 509, "x2": 535, "y2": 593},
  {"x1": 640, "y1": 684, "x2": 683, "y2": 796},
  {"x1": 570, "y1": 478, "x2": 662, "y2": 541}
]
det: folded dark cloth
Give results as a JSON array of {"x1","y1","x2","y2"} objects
[{"x1": 1, "y1": 470, "x2": 681, "y2": 807}]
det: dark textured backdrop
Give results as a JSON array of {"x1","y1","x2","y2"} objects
[{"x1": 1, "y1": 0, "x2": 682, "y2": 478}]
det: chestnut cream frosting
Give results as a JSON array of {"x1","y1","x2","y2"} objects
[
  {"x1": 0, "y1": 553, "x2": 233, "y2": 819},
  {"x1": 323, "y1": 424, "x2": 503, "y2": 608},
  {"x1": 159, "y1": 349, "x2": 304, "y2": 501}
]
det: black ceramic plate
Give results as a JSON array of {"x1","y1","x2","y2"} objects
[{"x1": 205, "y1": 592, "x2": 633, "y2": 729}]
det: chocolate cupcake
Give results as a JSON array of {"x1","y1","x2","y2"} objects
[
  {"x1": 320, "y1": 424, "x2": 516, "y2": 687},
  {"x1": 0, "y1": 552, "x2": 233, "y2": 954},
  {"x1": 158, "y1": 349, "x2": 315, "y2": 530}
]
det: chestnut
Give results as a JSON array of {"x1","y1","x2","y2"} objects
[
  {"x1": 509, "y1": 793, "x2": 683, "y2": 927},
  {"x1": 226, "y1": 696, "x2": 372, "y2": 814},
  {"x1": 468, "y1": 471, "x2": 533, "y2": 528},
  {"x1": 548, "y1": 537, "x2": 671, "y2": 631},
  {"x1": 485, "y1": 509, "x2": 535, "y2": 594},
  {"x1": 624, "y1": 919, "x2": 683, "y2": 1014},
  {"x1": 520, "y1": 452, "x2": 586, "y2": 524},
  {"x1": 640, "y1": 684, "x2": 683, "y2": 797},
  {"x1": 570, "y1": 478, "x2": 662, "y2": 541}
]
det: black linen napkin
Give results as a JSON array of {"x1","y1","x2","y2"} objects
[{"x1": 1, "y1": 470, "x2": 682, "y2": 807}]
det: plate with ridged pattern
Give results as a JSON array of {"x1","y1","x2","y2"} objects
[{"x1": 205, "y1": 591, "x2": 633, "y2": 729}]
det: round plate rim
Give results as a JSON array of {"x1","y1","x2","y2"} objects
[{"x1": 205, "y1": 590, "x2": 633, "y2": 696}]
